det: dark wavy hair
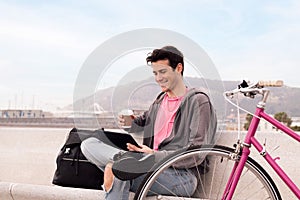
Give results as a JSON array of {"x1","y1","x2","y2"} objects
[{"x1": 146, "y1": 46, "x2": 184, "y2": 76}]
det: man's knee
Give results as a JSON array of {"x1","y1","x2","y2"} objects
[{"x1": 80, "y1": 137, "x2": 100, "y2": 157}]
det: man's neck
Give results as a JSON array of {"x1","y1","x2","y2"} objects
[{"x1": 167, "y1": 82, "x2": 187, "y2": 98}]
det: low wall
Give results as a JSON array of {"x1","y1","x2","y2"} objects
[
  {"x1": 0, "y1": 117, "x2": 118, "y2": 128},
  {"x1": 0, "y1": 182, "x2": 105, "y2": 200},
  {"x1": 0, "y1": 182, "x2": 183, "y2": 200}
]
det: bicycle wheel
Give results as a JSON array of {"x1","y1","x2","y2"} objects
[{"x1": 134, "y1": 145, "x2": 281, "y2": 200}]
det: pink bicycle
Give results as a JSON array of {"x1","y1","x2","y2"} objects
[{"x1": 134, "y1": 80, "x2": 300, "y2": 200}]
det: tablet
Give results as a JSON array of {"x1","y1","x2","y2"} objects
[{"x1": 103, "y1": 130, "x2": 142, "y2": 151}]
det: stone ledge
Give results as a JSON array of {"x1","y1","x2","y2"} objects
[
  {"x1": 0, "y1": 182, "x2": 183, "y2": 200},
  {"x1": 0, "y1": 182, "x2": 106, "y2": 200}
]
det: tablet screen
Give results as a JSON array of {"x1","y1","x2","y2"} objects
[{"x1": 103, "y1": 131, "x2": 141, "y2": 151}]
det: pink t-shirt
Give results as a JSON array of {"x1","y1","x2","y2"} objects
[{"x1": 153, "y1": 94, "x2": 184, "y2": 150}]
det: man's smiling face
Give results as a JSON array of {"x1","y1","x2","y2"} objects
[{"x1": 152, "y1": 59, "x2": 182, "y2": 93}]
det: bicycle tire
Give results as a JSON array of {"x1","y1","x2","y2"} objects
[{"x1": 134, "y1": 145, "x2": 281, "y2": 200}]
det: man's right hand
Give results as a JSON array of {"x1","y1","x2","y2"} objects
[{"x1": 118, "y1": 115, "x2": 125, "y2": 127}]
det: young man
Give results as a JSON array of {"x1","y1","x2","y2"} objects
[{"x1": 81, "y1": 46, "x2": 217, "y2": 199}]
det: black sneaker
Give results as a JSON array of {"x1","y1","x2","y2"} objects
[
  {"x1": 112, "y1": 153, "x2": 155, "y2": 181},
  {"x1": 113, "y1": 151, "x2": 144, "y2": 162}
]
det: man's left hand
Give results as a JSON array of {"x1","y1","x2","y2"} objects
[{"x1": 127, "y1": 143, "x2": 154, "y2": 154}]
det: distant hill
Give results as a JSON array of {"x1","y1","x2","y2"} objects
[{"x1": 70, "y1": 78, "x2": 300, "y2": 118}]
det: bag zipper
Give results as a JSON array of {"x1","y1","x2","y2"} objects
[{"x1": 62, "y1": 158, "x2": 90, "y2": 162}]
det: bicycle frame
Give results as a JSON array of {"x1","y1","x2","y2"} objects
[{"x1": 223, "y1": 106, "x2": 300, "y2": 199}]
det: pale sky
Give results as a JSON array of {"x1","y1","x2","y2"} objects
[{"x1": 1, "y1": 0, "x2": 300, "y2": 111}]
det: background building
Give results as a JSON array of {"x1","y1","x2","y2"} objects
[{"x1": 0, "y1": 109, "x2": 53, "y2": 118}]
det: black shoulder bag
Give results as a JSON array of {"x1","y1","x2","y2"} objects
[{"x1": 52, "y1": 127, "x2": 104, "y2": 190}]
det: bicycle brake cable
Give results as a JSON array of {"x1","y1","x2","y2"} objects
[
  {"x1": 223, "y1": 91, "x2": 261, "y2": 144},
  {"x1": 236, "y1": 94, "x2": 241, "y2": 141},
  {"x1": 223, "y1": 92, "x2": 261, "y2": 120}
]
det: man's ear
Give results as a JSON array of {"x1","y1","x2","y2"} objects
[{"x1": 176, "y1": 63, "x2": 183, "y2": 74}]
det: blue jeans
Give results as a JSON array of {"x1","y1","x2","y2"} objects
[
  {"x1": 106, "y1": 168, "x2": 197, "y2": 200},
  {"x1": 81, "y1": 137, "x2": 198, "y2": 200}
]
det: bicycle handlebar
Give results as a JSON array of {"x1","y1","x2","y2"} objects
[
  {"x1": 224, "y1": 80, "x2": 284, "y2": 98},
  {"x1": 257, "y1": 80, "x2": 284, "y2": 87}
]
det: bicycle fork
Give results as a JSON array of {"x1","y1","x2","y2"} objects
[
  {"x1": 222, "y1": 108, "x2": 262, "y2": 200},
  {"x1": 221, "y1": 144, "x2": 251, "y2": 200}
]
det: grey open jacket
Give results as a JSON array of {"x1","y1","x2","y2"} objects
[{"x1": 130, "y1": 88, "x2": 217, "y2": 165}]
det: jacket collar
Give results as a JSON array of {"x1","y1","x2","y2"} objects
[{"x1": 155, "y1": 88, "x2": 207, "y2": 104}]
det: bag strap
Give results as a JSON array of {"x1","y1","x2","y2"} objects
[{"x1": 64, "y1": 128, "x2": 102, "y2": 146}]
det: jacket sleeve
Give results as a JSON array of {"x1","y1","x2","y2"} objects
[
  {"x1": 189, "y1": 101, "x2": 212, "y2": 146},
  {"x1": 128, "y1": 111, "x2": 148, "y2": 133}
]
